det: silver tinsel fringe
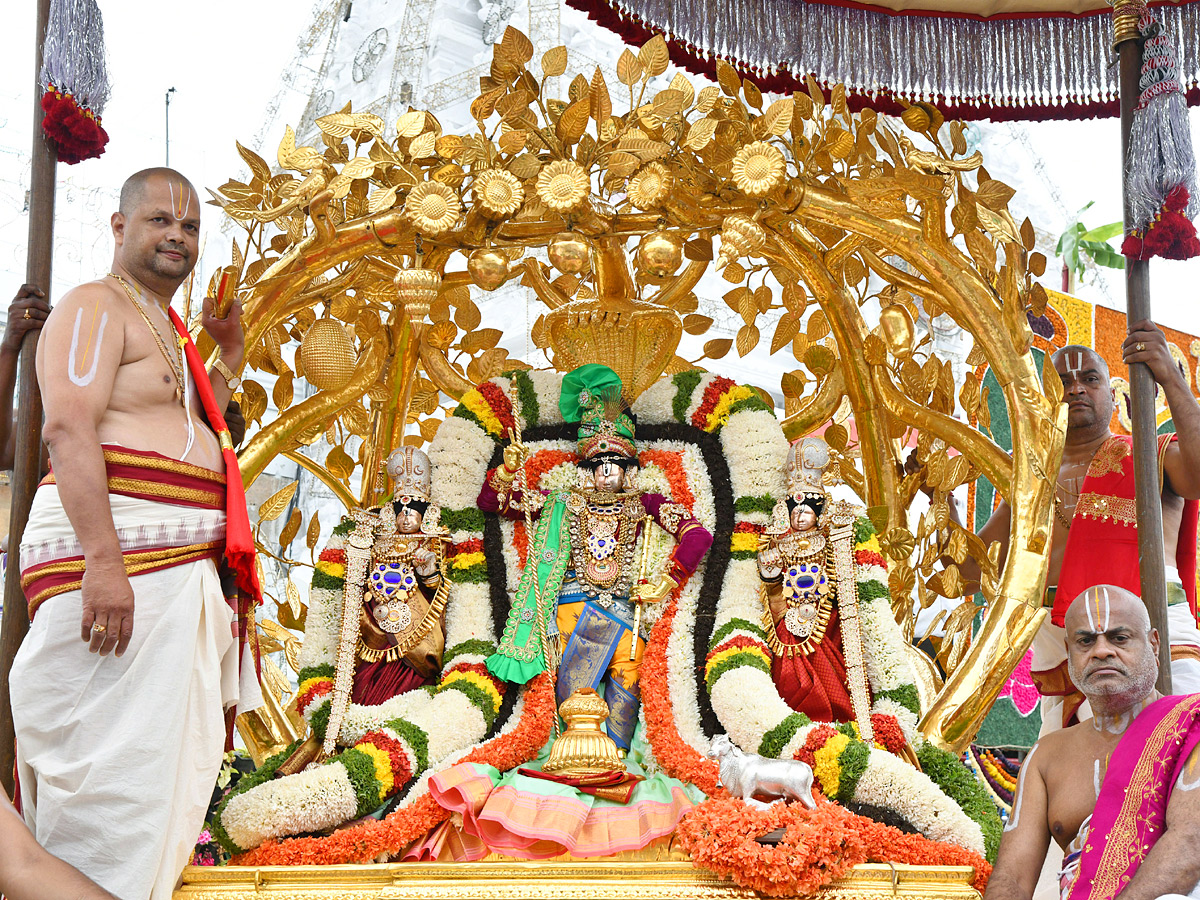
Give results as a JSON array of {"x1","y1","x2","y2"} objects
[
  {"x1": 1127, "y1": 12, "x2": 1199, "y2": 230},
  {"x1": 597, "y1": 0, "x2": 1200, "y2": 111},
  {"x1": 40, "y1": 0, "x2": 110, "y2": 114}
]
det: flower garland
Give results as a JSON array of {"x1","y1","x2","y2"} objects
[
  {"x1": 675, "y1": 797, "x2": 992, "y2": 898},
  {"x1": 232, "y1": 673, "x2": 557, "y2": 866}
]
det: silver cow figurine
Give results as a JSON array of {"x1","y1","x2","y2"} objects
[{"x1": 708, "y1": 733, "x2": 817, "y2": 810}]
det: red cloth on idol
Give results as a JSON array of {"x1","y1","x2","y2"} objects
[
  {"x1": 352, "y1": 658, "x2": 433, "y2": 706},
  {"x1": 1052, "y1": 434, "x2": 1198, "y2": 628},
  {"x1": 771, "y1": 605, "x2": 857, "y2": 723}
]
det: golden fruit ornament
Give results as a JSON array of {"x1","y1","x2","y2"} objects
[
  {"x1": 536, "y1": 159, "x2": 590, "y2": 212},
  {"x1": 393, "y1": 267, "x2": 442, "y2": 321},
  {"x1": 716, "y1": 214, "x2": 766, "y2": 268},
  {"x1": 637, "y1": 229, "x2": 682, "y2": 277},
  {"x1": 878, "y1": 304, "x2": 916, "y2": 359},
  {"x1": 404, "y1": 181, "x2": 462, "y2": 236},
  {"x1": 467, "y1": 248, "x2": 510, "y2": 291},
  {"x1": 299, "y1": 319, "x2": 357, "y2": 391},
  {"x1": 626, "y1": 161, "x2": 671, "y2": 210},
  {"x1": 548, "y1": 231, "x2": 592, "y2": 275},
  {"x1": 731, "y1": 140, "x2": 786, "y2": 197},
  {"x1": 473, "y1": 168, "x2": 524, "y2": 218}
]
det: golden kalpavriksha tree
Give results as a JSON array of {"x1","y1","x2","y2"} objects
[{"x1": 198, "y1": 26, "x2": 1063, "y2": 891}]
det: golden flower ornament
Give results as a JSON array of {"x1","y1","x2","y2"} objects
[
  {"x1": 536, "y1": 159, "x2": 590, "y2": 212},
  {"x1": 474, "y1": 168, "x2": 524, "y2": 218},
  {"x1": 626, "y1": 161, "x2": 672, "y2": 210},
  {"x1": 731, "y1": 141, "x2": 786, "y2": 197},
  {"x1": 405, "y1": 181, "x2": 462, "y2": 236}
]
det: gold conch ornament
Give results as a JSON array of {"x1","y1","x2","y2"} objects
[
  {"x1": 393, "y1": 268, "x2": 442, "y2": 321},
  {"x1": 731, "y1": 141, "x2": 786, "y2": 197},
  {"x1": 716, "y1": 214, "x2": 766, "y2": 268},
  {"x1": 299, "y1": 319, "x2": 357, "y2": 391},
  {"x1": 536, "y1": 159, "x2": 590, "y2": 212},
  {"x1": 473, "y1": 168, "x2": 524, "y2": 218},
  {"x1": 542, "y1": 688, "x2": 625, "y2": 777},
  {"x1": 404, "y1": 181, "x2": 462, "y2": 236}
]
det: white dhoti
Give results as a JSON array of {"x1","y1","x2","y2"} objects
[
  {"x1": 1035, "y1": 567, "x2": 1200, "y2": 737},
  {"x1": 10, "y1": 484, "x2": 260, "y2": 900}
]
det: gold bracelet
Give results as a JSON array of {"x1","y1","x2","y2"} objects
[{"x1": 209, "y1": 357, "x2": 242, "y2": 392}]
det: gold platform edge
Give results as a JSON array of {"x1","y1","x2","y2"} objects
[{"x1": 175, "y1": 861, "x2": 980, "y2": 899}]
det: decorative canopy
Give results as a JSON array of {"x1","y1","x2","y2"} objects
[{"x1": 567, "y1": 0, "x2": 1200, "y2": 120}]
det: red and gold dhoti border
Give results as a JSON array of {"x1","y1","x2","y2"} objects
[{"x1": 21, "y1": 446, "x2": 228, "y2": 619}]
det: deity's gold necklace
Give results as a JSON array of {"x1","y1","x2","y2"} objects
[{"x1": 108, "y1": 272, "x2": 187, "y2": 406}]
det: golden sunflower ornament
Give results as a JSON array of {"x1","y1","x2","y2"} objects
[
  {"x1": 731, "y1": 141, "x2": 786, "y2": 197},
  {"x1": 536, "y1": 159, "x2": 590, "y2": 212},
  {"x1": 626, "y1": 161, "x2": 672, "y2": 210},
  {"x1": 474, "y1": 168, "x2": 524, "y2": 218},
  {"x1": 405, "y1": 181, "x2": 462, "y2": 236}
]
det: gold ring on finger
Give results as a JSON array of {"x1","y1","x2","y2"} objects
[
  {"x1": 92, "y1": 623, "x2": 107, "y2": 633},
  {"x1": 1136, "y1": 341, "x2": 1146, "y2": 352},
  {"x1": 22, "y1": 309, "x2": 30, "y2": 320}
]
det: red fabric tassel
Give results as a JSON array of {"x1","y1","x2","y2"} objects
[
  {"x1": 1122, "y1": 185, "x2": 1200, "y2": 261},
  {"x1": 39, "y1": 87, "x2": 108, "y2": 164}
]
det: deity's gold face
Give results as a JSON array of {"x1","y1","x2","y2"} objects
[
  {"x1": 396, "y1": 504, "x2": 424, "y2": 534},
  {"x1": 591, "y1": 460, "x2": 626, "y2": 493},
  {"x1": 790, "y1": 504, "x2": 818, "y2": 534}
]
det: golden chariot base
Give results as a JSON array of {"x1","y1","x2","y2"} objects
[{"x1": 174, "y1": 858, "x2": 980, "y2": 900}]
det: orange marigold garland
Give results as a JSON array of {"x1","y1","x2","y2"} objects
[
  {"x1": 232, "y1": 673, "x2": 556, "y2": 866},
  {"x1": 675, "y1": 796, "x2": 992, "y2": 898},
  {"x1": 639, "y1": 594, "x2": 725, "y2": 798}
]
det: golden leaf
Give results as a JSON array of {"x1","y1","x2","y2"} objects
[
  {"x1": 617, "y1": 49, "x2": 643, "y2": 86},
  {"x1": 1029, "y1": 281, "x2": 1049, "y2": 318},
  {"x1": 461, "y1": 327, "x2": 503, "y2": 354},
  {"x1": 736, "y1": 323, "x2": 760, "y2": 357},
  {"x1": 824, "y1": 422, "x2": 849, "y2": 452},
  {"x1": 704, "y1": 338, "x2": 733, "y2": 360},
  {"x1": 771, "y1": 311, "x2": 801, "y2": 353},
  {"x1": 805, "y1": 75, "x2": 825, "y2": 111},
  {"x1": 743, "y1": 79, "x2": 763, "y2": 111},
  {"x1": 276, "y1": 125, "x2": 297, "y2": 169},
  {"x1": 315, "y1": 113, "x2": 355, "y2": 139},
  {"x1": 722, "y1": 261, "x2": 746, "y2": 283},
  {"x1": 590, "y1": 67, "x2": 612, "y2": 124},
  {"x1": 326, "y1": 445, "x2": 356, "y2": 479},
  {"x1": 682, "y1": 314, "x2": 713, "y2": 335},
  {"x1": 950, "y1": 197, "x2": 978, "y2": 234},
  {"x1": 1029, "y1": 252, "x2": 1047, "y2": 277},
  {"x1": 942, "y1": 455, "x2": 973, "y2": 492},
  {"x1": 454, "y1": 299, "x2": 482, "y2": 331},
  {"x1": 976, "y1": 179, "x2": 1016, "y2": 211},
  {"x1": 342, "y1": 402, "x2": 370, "y2": 437},
  {"x1": 684, "y1": 237, "x2": 713, "y2": 262},
  {"x1": 541, "y1": 45, "x2": 568, "y2": 78},
  {"x1": 367, "y1": 185, "x2": 398, "y2": 215},
  {"x1": 419, "y1": 417, "x2": 442, "y2": 443},
  {"x1": 258, "y1": 481, "x2": 298, "y2": 522},
  {"x1": 1020, "y1": 217, "x2": 1036, "y2": 251},
  {"x1": 241, "y1": 380, "x2": 268, "y2": 424},
  {"x1": 696, "y1": 86, "x2": 721, "y2": 115},
  {"x1": 842, "y1": 255, "x2": 866, "y2": 286},
  {"x1": 280, "y1": 508, "x2": 302, "y2": 550},
  {"x1": 638, "y1": 34, "x2": 669, "y2": 77},
  {"x1": 807, "y1": 310, "x2": 830, "y2": 342},
  {"x1": 781, "y1": 369, "x2": 806, "y2": 398},
  {"x1": 684, "y1": 118, "x2": 718, "y2": 150},
  {"x1": 668, "y1": 72, "x2": 695, "y2": 108},
  {"x1": 762, "y1": 97, "x2": 794, "y2": 137},
  {"x1": 557, "y1": 97, "x2": 591, "y2": 146},
  {"x1": 237, "y1": 141, "x2": 271, "y2": 181},
  {"x1": 341, "y1": 156, "x2": 376, "y2": 180},
  {"x1": 408, "y1": 132, "x2": 437, "y2": 159},
  {"x1": 471, "y1": 88, "x2": 505, "y2": 122},
  {"x1": 716, "y1": 60, "x2": 741, "y2": 97},
  {"x1": 285, "y1": 578, "x2": 304, "y2": 620},
  {"x1": 950, "y1": 122, "x2": 968, "y2": 156},
  {"x1": 826, "y1": 128, "x2": 855, "y2": 160},
  {"x1": 273, "y1": 372, "x2": 294, "y2": 410},
  {"x1": 900, "y1": 104, "x2": 931, "y2": 133},
  {"x1": 965, "y1": 231, "x2": 997, "y2": 274}
]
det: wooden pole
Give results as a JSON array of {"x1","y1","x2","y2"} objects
[
  {"x1": 0, "y1": 0, "x2": 55, "y2": 799},
  {"x1": 1115, "y1": 7, "x2": 1172, "y2": 693}
]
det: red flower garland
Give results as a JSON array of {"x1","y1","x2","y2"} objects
[
  {"x1": 690, "y1": 377, "x2": 736, "y2": 430},
  {"x1": 792, "y1": 724, "x2": 838, "y2": 768},
  {"x1": 639, "y1": 595, "x2": 726, "y2": 798},
  {"x1": 231, "y1": 673, "x2": 557, "y2": 866}
]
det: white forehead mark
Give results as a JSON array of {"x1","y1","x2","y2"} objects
[
  {"x1": 68, "y1": 307, "x2": 108, "y2": 387},
  {"x1": 1003, "y1": 743, "x2": 1038, "y2": 832},
  {"x1": 1099, "y1": 586, "x2": 1111, "y2": 633},
  {"x1": 1066, "y1": 351, "x2": 1084, "y2": 378},
  {"x1": 1084, "y1": 590, "x2": 1097, "y2": 632},
  {"x1": 167, "y1": 181, "x2": 192, "y2": 221}
]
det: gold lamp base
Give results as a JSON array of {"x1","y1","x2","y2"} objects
[{"x1": 175, "y1": 859, "x2": 981, "y2": 899}]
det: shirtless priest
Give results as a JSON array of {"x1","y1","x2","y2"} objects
[
  {"x1": 985, "y1": 585, "x2": 1200, "y2": 900},
  {"x1": 9, "y1": 168, "x2": 262, "y2": 900}
]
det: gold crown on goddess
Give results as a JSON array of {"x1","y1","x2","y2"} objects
[
  {"x1": 785, "y1": 436, "x2": 831, "y2": 502},
  {"x1": 386, "y1": 447, "x2": 431, "y2": 502}
]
